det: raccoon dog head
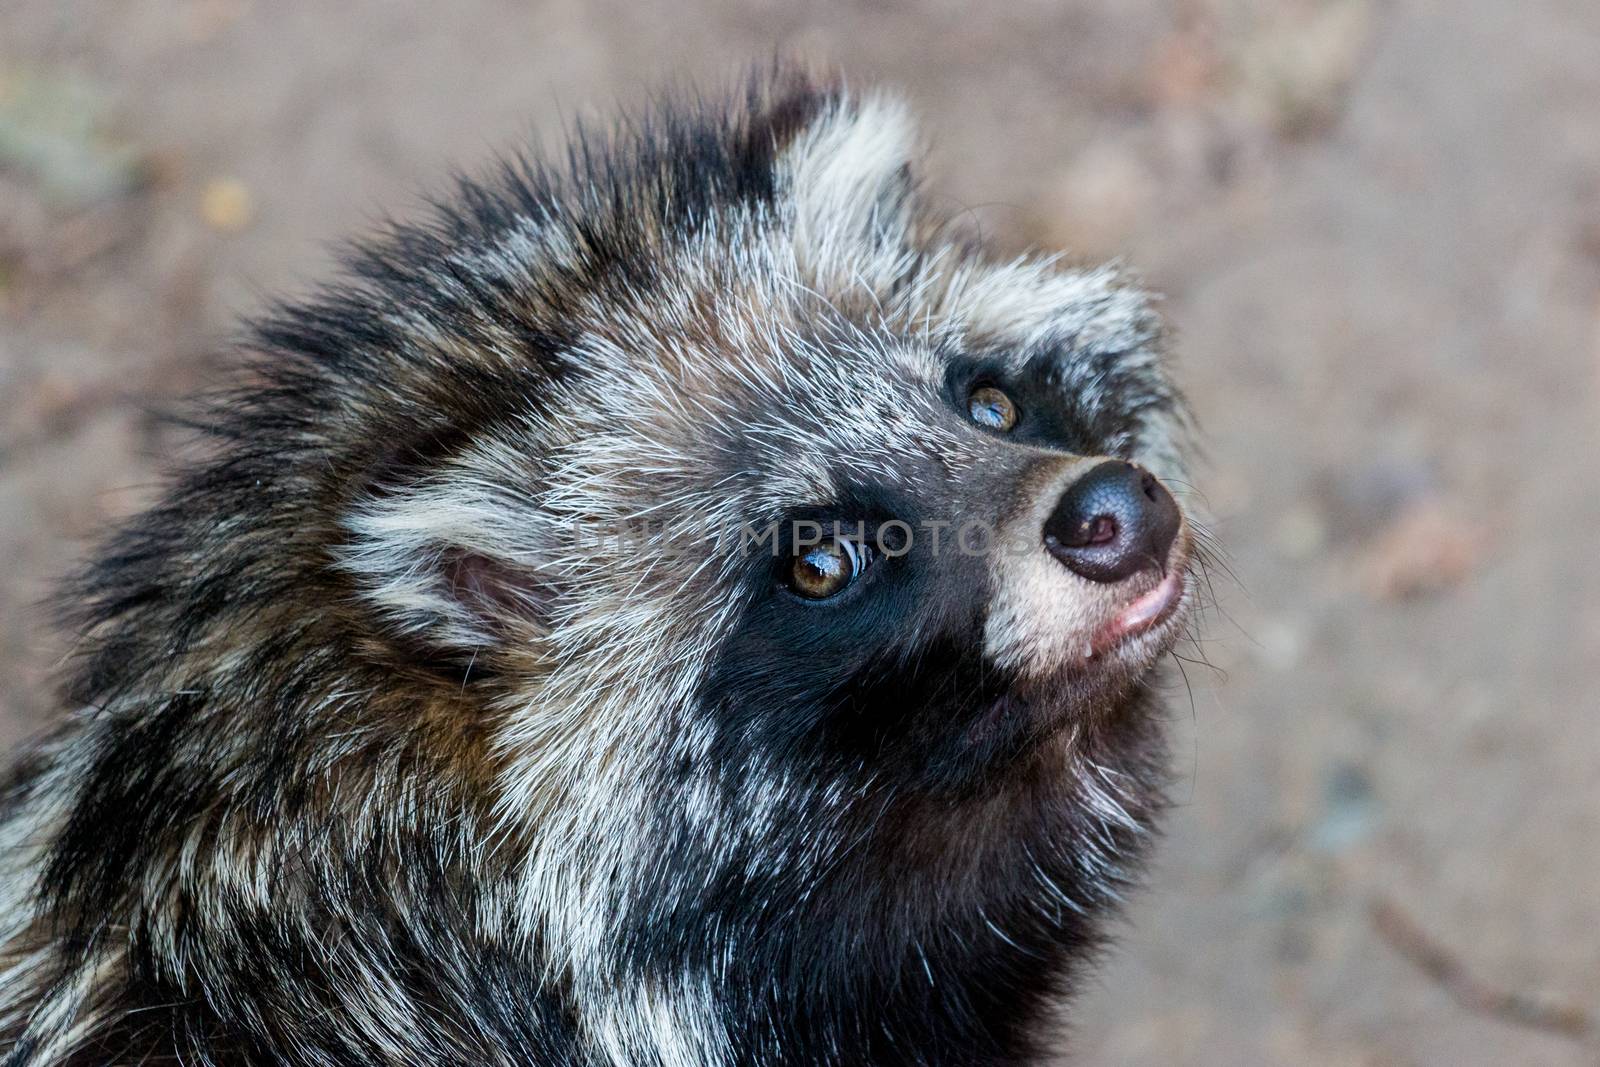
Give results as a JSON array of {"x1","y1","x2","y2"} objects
[{"x1": 327, "y1": 73, "x2": 1194, "y2": 1021}]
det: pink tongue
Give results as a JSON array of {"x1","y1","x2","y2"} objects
[{"x1": 1101, "y1": 572, "x2": 1181, "y2": 645}]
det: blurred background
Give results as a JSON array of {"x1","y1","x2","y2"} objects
[{"x1": 2, "y1": 1, "x2": 1597, "y2": 1063}]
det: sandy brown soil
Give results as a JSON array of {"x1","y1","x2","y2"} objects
[{"x1": 3, "y1": 1, "x2": 1598, "y2": 1062}]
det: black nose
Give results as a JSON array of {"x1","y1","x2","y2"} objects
[{"x1": 1043, "y1": 460, "x2": 1181, "y2": 583}]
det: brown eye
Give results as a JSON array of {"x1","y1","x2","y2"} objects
[
  {"x1": 788, "y1": 539, "x2": 866, "y2": 600},
  {"x1": 967, "y1": 385, "x2": 1018, "y2": 431}
]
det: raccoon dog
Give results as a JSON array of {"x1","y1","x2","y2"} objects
[{"x1": 0, "y1": 71, "x2": 1198, "y2": 1066}]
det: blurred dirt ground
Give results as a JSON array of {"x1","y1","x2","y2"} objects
[{"x1": 3, "y1": 1, "x2": 1599, "y2": 1063}]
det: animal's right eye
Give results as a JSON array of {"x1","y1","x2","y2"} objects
[
  {"x1": 967, "y1": 385, "x2": 1019, "y2": 432},
  {"x1": 787, "y1": 539, "x2": 869, "y2": 600}
]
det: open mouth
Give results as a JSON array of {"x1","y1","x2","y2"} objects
[
  {"x1": 1080, "y1": 546, "x2": 1191, "y2": 662},
  {"x1": 1091, "y1": 568, "x2": 1186, "y2": 653},
  {"x1": 966, "y1": 551, "x2": 1191, "y2": 756}
]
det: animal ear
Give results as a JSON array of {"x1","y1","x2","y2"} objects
[
  {"x1": 775, "y1": 90, "x2": 919, "y2": 253},
  {"x1": 339, "y1": 466, "x2": 554, "y2": 660}
]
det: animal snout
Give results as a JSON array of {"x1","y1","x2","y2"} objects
[{"x1": 1042, "y1": 460, "x2": 1180, "y2": 583}]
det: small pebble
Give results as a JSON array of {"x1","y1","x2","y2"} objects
[{"x1": 200, "y1": 177, "x2": 253, "y2": 232}]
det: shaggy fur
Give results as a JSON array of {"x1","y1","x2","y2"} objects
[{"x1": 0, "y1": 71, "x2": 1197, "y2": 1066}]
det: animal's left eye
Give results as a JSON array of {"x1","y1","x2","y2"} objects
[
  {"x1": 787, "y1": 538, "x2": 870, "y2": 600},
  {"x1": 967, "y1": 385, "x2": 1018, "y2": 432}
]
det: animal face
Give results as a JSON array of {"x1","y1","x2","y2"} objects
[{"x1": 332, "y1": 80, "x2": 1194, "y2": 1004}]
